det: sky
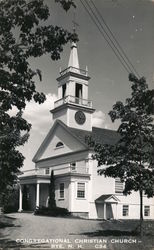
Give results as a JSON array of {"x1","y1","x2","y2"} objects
[{"x1": 19, "y1": 0, "x2": 154, "y2": 171}]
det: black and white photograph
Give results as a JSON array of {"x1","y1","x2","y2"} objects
[{"x1": 0, "y1": 0, "x2": 154, "y2": 249}]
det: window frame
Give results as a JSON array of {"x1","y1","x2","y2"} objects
[
  {"x1": 55, "y1": 141, "x2": 64, "y2": 149},
  {"x1": 75, "y1": 83, "x2": 83, "y2": 99},
  {"x1": 115, "y1": 178, "x2": 123, "y2": 194},
  {"x1": 123, "y1": 205, "x2": 129, "y2": 216},
  {"x1": 144, "y1": 206, "x2": 150, "y2": 217},
  {"x1": 59, "y1": 183, "x2": 64, "y2": 199},
  {"x1": 77, "y1": 182, "x2": 85, "y2": 199}
]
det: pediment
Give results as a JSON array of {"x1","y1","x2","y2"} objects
[
  {"x1": 33, "y1": 120, "x2": 88, "y2": 162},
  {"x1": 95, "y1": 194, "x2": 120, "y2": 204},
  {"x1": 105, "y1": 196, "x2": 119, "y2": 203}
]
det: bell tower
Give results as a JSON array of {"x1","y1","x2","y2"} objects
[{"x1": 51, "y1": 42, "x2": 95, "y2": 131}]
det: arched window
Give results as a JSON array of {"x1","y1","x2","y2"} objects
[{"x1": 56, "y1": 141, "x2": 64, "y2": 148}]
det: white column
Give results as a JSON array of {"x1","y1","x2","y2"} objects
[
  {"x1": 68, "y1": 181, "x2": 74, "y2": 212},
  {"x1": 18, "y1": 185, "x2": 23, "y2": 212},
  {"x1": 36, "y1": 183, "x2": 40, "y2": 208},
  {"x1": 104, "y1": 203, "x2": 106, "y2": 220},
  {"x1": 116, "y1": 203, "x2": 118, "y2": 220},
  {"x1": 58, "y1": 86, "x2": 62, "y2": 99}
]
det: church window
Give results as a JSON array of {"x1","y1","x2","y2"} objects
[
  {"x1": 123, "y1": 205, "x2": 129, "y2": 216},
  {"x1": 45, "y1": 167, "x2": 50, "y2": 175},
  {"x1": 75, "y1": 83, "x2": 82, "y2": 101},
  {"x1": 62, "y1": 84, "x2": 66, "y2": 98},
  {"x1": 59, "y1": 183, "x2": 64, "y2": 198},
  {"x1": 144, "y1": 206, "x2": 150, "y2": 216},
  {"x1": 56, "y1": 141, "x2": 64, "y2": 148},
  {"x1": 77, "y1": 183, "x2": 85, "y2": 198},
  {"x1": 115, "y1": 178, "x2": 123, "y2": 193}
]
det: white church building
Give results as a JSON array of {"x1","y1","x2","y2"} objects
[{"x1": 19, "y1": 42, "x2": 154, "y2": 220}]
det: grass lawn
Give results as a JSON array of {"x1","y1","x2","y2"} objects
[
  {"x1": 0, "y1": 214, "x2": 154, "y2": 249},
  {"x1": 83, "y1": 219, "x2": 154, "y2": 250},
  {"x1": 0, "y1": 214, "x2": 16, "y2": 228}
]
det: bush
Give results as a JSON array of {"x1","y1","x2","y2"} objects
[
  {"x1": 34, "y1": 206, "x2": 70, "y2": 217},
  {"x1": 1, "y1": 186, "x2": 19, "y2": 214},
  {"x1": 3, "y1": 204, "x2": 18, "y2": 213}
]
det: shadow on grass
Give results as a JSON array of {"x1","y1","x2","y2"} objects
[
  {"x1": 0, "y1": 238, "x2": 51, "y2": 250},
  {"x1": 0, "y1": 222, "x2": 15, "y2": 228},
  {"x1": 0, "y1": 215, "x2": 20, "y2": 229},
  {"x1": 70, "y1": 229, "x2": 139, "y2": 237},
  {"x1": 0, "y1": 238, "x2": 23, "y2": 250},
  {"x1": 4, "y1": 215, "x2": 17, "y2": 220},
  {"x1": 0, "y1": 239, "x2": 46, "y2": 250}
]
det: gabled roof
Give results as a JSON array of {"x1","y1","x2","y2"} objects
[
  {"x1": 32, "y1": 119, "x2": 89, "y2": 162},
  {"x1": 32, "y1": 119, "x2": 120, "y2": 162},
  {"x1": 69, "y1": 126, "x2": 120, "y2": 146},
  {"x1": 95, "y1": 194, "x2": 120, "y2": 203}
]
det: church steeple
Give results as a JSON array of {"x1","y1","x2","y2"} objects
[
  {"x1": 68, "y1": 42, "x2": 79, "y2": 69},
  {"x1": 50, "y1": 42, "x2": 95, "y2": 131}
]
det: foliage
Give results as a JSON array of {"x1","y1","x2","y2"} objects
[
  {"x1": 93, "y1": 73, "x2": 154, "y2": 220},
  {"x1": 55, "y1": 0, "x2": 76, "y2": 11},
  {"x1": 0, "y1": 0, "x2": 77, "y2": 195},
  {"x1": 1, "y1": 185, "x2": 19, "y2": 213},
  {"x1": 48, "y1": 170, "x2": 56, "y2": 209},
  {"x1": 34, "y1": 206, "x2": 70, "y2": 217}
]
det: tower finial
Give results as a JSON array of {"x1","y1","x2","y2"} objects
[
  {"x1": 68, "y1": 13, "x2": 80, "y2": 68},
  {"x1": 72, "y1": 12, "x2": 79, "y2": 34}
]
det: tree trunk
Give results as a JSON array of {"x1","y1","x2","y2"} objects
[{"x1": 139, "y1": 189, "x2": 143, "y2": 236}]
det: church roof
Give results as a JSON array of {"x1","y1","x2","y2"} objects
[
  {"x1": 32, "y1": 119, "x2": 120, "y2": 162},
  {"x1": 96, "y1": 194, "x2": 113, "y2": 201},
  {"x1": 69, "y1": 125, "x2": 120, "y2": 147}
]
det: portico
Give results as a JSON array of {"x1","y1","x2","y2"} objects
[
  {"x1": 18, "y1": 174, "x2": 50, "y2": 211},
  {"x1": 95, "y1": 194, "x2": 120, "y2": 220}
]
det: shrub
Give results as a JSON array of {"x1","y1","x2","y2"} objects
[
  {"x1": 1, "y1": 186, "x2": 19, "y2": 213},
  {"x1": 34, "y1": 206, "x2": 70, "y2": 217},
  {"x1": 3, "y1": 204, "x2": 18, "y2": 213},
  {"x1": 48, "y1": 170, "x2": 56, "y2": 209}
]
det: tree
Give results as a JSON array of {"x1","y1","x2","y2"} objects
[
  {"x1": 1, "y1": 185, "x2": 19, "y2": 213},
  {"x1": 48, "y1": 170, "x2": 56, "y2": 209},
  {"x1": 93, "y1": 73, "x2": 154, "y2": 234},
  {"x1": 0, "y1": 0, "x2": 77, "y2": 196}
]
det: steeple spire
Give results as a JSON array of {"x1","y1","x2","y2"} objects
[
  {"x1": 68, "y1": 42, "x2": 79, "y2": 69},
  {"x1": 51, "y1": 37, "x2": 94, "y2": 131}
]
